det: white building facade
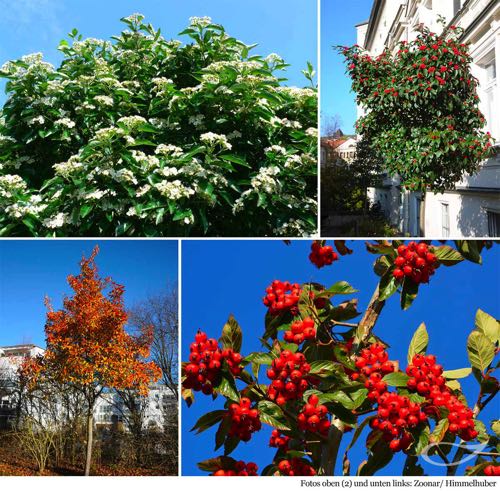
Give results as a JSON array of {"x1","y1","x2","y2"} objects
[
  {"x1": 0, "y1": 344, "x2": 174, "y2": 430},
  {"x1": 356, "y1": 0, "x2": 500, "y2": 237}
]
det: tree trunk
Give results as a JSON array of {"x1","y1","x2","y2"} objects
[{"x1": 84, "y1": 410, "x2": 93, "y2": 476}]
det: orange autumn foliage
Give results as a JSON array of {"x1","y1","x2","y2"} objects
[{"x1": 24, "y1": 246, "x2": 161, "y2": 395}]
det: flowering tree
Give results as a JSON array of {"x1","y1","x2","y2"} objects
[
  {"x1": 339, "y1": 23, "x2": 493, "y2": 193},
  {"x1": 0, "y1": 14, "x2": 317, "y2": 237},
  {"x1": 22, "y1": 246, "x2": 161, "y2": 475},
  {"x1": 182, "y1": 240, "x2": 499, "y2": 476}
]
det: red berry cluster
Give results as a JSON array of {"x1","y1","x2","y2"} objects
[
  {"x1": 297, "y1": 394, "x2": 330, "y2": 435},
  {"x1": 406, "y1": 354, "x2": 478, "y2": 441},
  {"x1": 351, "y1": 343, "x2": 395, "y2": 401},
  {"x1": 370, "y1": 392, "x2": 428, "y2": 452},
  {"x1": 309, "y1": 241, "x2": 338, "y2": 268},
  {"x1": 283, "y1": 317, "x2": 316, "y2": 345},
  {"x1": 228, "y1": 397, "x2": 262, "y2": 442},
  {"x1": 392, "y1": 242, "x2": 438, "y2": 284},
  {"x1": 484, "y1": 465, "x2": 500, "y2": 476},
  {"x1": 263, "y1": 280, "x2": 301, "y2": 316},
  {"x1": 269, "y1": 429, "x2": 290, "y2": 450},
  {"x1": 267, "y1": 351, "x2": 311, "y2": 405},
  {"x1": 183, "y1": 331, "x2": 242, "y2": 395},
  {"x1": 212, "y1": 461, "x2": 258, "y2": 476},
  {"x1": 277, "y1": 458, "x2": 316, "y2": 476}
]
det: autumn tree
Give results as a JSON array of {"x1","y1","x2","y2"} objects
[{"x1": 23, "y1": 246, "x2": 161, "y2": 475}]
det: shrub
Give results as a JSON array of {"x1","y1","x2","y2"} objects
[{"x1": 0, "y1": 14, "x2": 317, "y2": 237}]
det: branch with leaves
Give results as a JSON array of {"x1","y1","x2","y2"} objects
[{"x1": 182, "y1": 240, "x2": 499, "y2": 477}]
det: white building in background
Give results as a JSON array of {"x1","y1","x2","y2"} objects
[
  {"x1": 0, "y1": 344, "x2": 174, "y2": 429},
  {"x1": 356, "y1": 0, "x2": 500, "y2": 237}
]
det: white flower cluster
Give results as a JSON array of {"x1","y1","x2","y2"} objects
[
  {"x1": 131, "y1": 150, "x2": 160, "y2": 170},
  {"x1": 155, "y1": 144, "x2": 184, "y2": 157},
  {"x1": 42, "y1": 212, "x2": 69, "y2": 229},
  {"x1": 55, "y1": 118, "x2": 76, "y2": 128},
  {"x1": 123, "y1": 13, "x2": 145, "y2": 25},
  {"x1": 250, "y1": 166, "x2": 280, "y2": 194},
  {"x1": 0, "y1": 174, "x2": 27, "y2": 198},
  {"x1": 273, "y1": 219, "x2": 311, "y2": 237},
  {"x1": 188, "y1": 114, "x2": 205, "y2": 128},
  {"x1": 94, "y1": 95, "x2": 114, "y2": 106},
  {"x1": 53, "y1": 155, "x2": 83, "y2": 178},
  {"x1": 154, "y1": 180, "x2": 195, "y2": 200},
  {"x1": 117, "y1": 115, "x2": 147, "y2": 130},
  {"x1": 151, "y1": 77, "x2": 174, "y2": 95},
  {"x1": 189, "y1": 16, "x2": 212, "y2": 28},
  {"x1": 265, "y1": 145, "x2": 287, "y2": 155},
  {"x1": 200, "y1": 132, "x2": 232, "y2": 150},
  {"x1": 113, "y1": 168, "x2": 138, "y2": 185},
  {"x1": 5, "y1": 194, "x2": 47, "y2": 219}
]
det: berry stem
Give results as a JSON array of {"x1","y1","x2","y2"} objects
[{"x1": 355, "y1": 284, "x2": 386, "y2": 345}]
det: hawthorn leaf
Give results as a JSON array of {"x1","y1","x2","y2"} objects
[
  {"x1": 442, "y1": 367, "x2": 472, "y2": 379},
  {"x1": 433, "y1": 245, "x2": 464, "y2": 266},
  {"x1": 467, "y1": 331, "x2": 495, "y2": 372},
  {"x1": 220, "y1": 314, "x2": 242, "y2": 352},
  {"x1": 475, "y1": 309, "x2": 500, "y2": 345},
  {"x1": 190, "y1": 409, "x2": 227, "y2": 434},
  {"x1": 382, "y1": 372, "x2": 410, "y2": 387},
  {"x1": 407, "y1": 323, "x2": 429, "y2": 363}
]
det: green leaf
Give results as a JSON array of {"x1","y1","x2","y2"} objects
[
  {"x1": 378, "y1": 270, "x2": 398, "y2": 301},
  {"x1": 197, "y1": 456, "x2": 235, "y2": 472},
  {"x1": 220, "y1": 315, "x2": 242, "y2": 352},
  {"x1": 219, "y1": 154, "x2": 250, "y2": 168},
  {"x1": 401, "y1": 277, "x2": 419, "y2": 310},
  {"x1": 474, "y1": 419, "x2": 489, "y2": 443},
  {"x1": 190, "y1": 410, "x2": 227, "y2": 434},
  {"x1": 445, "y1": 379, "x2": 461, "y2": 391},
  {"x1": 475, "y1": 309, "x2": 500, "y2": 345},
  {"x1": 257, "y1": 400, "x2": 290, "y2": 430},
  {"x1": 430, "y1": 418, "x2": 449, "y2": 443},
  {"x1": 491, "y1": 420, "x2": 500, "y2": 437},
  {"x1": 319, "y1": 389, "x2": 367, "y2": 410},
  {"x1": 382, "y1": 372, "x2": 410, "y2": 387},
  {"x1": 214, "y1": 374, "x2": 239, "y2": 402},
  {"x1": 215, "y1": 415, "x2": 231, "y2": 450},
  {"x1": 467, "y1": 331, "x2": 495, "y2": 372},
  {"x1": 244, "y1": 352, "x2": 275, "y2": 365},
  {"x1": 442, "y1": 367, "x2": 472, "y2": 379},
  {"x1": 318, "y1": 281, "x2": 358, "y2": 297},
  {"x1": 358, "y1": 436, "x2": 393, "y2": 475},
  {"x1": 413, "y1": 426, "x2": 430, "y2": 456},
  {"x1": 309, "y1": 360, "x2": 337, "y2": 375},
  {"x1": 224, "y1": 435, "x2": 239, "y2": 456},
  {"x1": 433, "y1": 245, "x2": 464, "y2": 266},
  {"x1": 329, "y1": 299, "x2": 360, "y2": 322},
  {"x1": 407, "y1": 323, "x2": 429, "y2": 363}
]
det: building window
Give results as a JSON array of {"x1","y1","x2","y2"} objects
[
  {"x1": 487, "y1": 211, "x2": 500, "y2": 236},
  {"x1": 479, "y1": 52, "x2": 497, "y2": 140},
  {"x1": 453, "y1": 0, "x2": 461, "y2": 15},
  {"x1": 441, "y1": 203, "x2": 450, "y2": 237}
]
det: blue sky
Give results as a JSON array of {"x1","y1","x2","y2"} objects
[
  {"x1": 321, "y1": 0, "x2": 373, "y2": 134},
  {"x1": 182, "y1": 240, "x2": 499, "y2": 476},
  {"x1": 0, "y1": 0, "x2": 317, "y2": 106},
  {"x1": 0, "y1": 240, "x2": 178, "y2": 347}
]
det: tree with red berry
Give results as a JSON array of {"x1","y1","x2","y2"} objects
[
  {"x1": 338, "y1": 23, "x2": 493, "y2": 193},
  {"x1": 182, "y1": 240, "x2": 499, "y2": 476}
]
